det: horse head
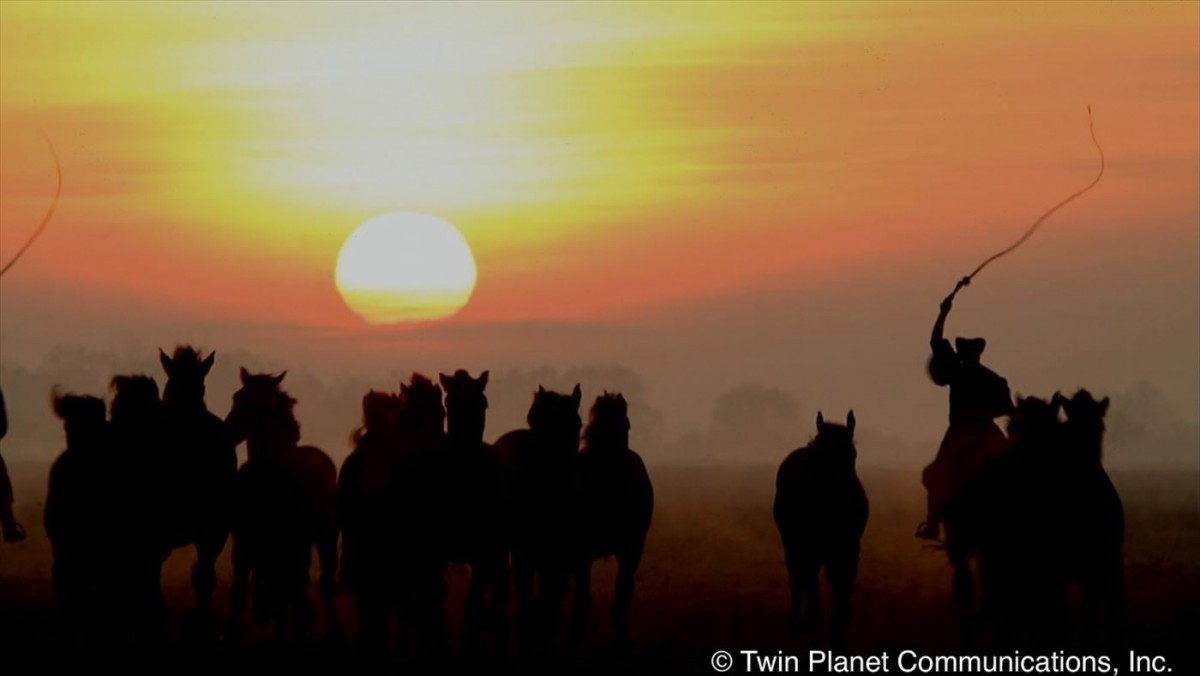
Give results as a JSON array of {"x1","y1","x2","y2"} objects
[
  {"x1": 528, "y1": 384, "x2": 583, "y2": 454},
  {"x1": 355, "y1": 389, "x2": 403, "y2": 445},
  {"x1": 1007, "y1": 394, "x2": 1063, "y2": 457},
  {"x1": 109, "y1": 374, "x2": 161, "y2": 427},
  {"x1": 584, "y1": 391, "x2": 630, "y2": 451},
  {"x1": 440, "y1": 369, "x2": 488, "y2": 442},
  {"x1": 1061, "y1": 388, "x2": 1110, "y2": 464},
  {"x1": 225, "y1": 368, "x2": 296, "y2": 448},
  {"x1": 159, "y1": 346, "x2": 215, "y2": 411},
  {"x1": 812, "y1": 410, "x2": 858, "y2": 475},
  {"x1": 399, "y1": 373, "x2": 445, "y2": 439},
  {"x1": 51, "y1": 389, "x2": 107, "y2": 451}
]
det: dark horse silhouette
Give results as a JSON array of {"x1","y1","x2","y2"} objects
[
  {"x1": 389, "y1": 373, "x2": 452, "y2": 658},
  {"x1": 224, "y1": 368, "x2": 339, "y2": 641},
  {"x1": 338, "y1": 389, "x2": 405, "y2": 657},
  {"x1": 108, "y1": 375, "x2": 169, "y2": 643},
  {"x1": 156, "y1": 347, "x2": 237, "y2": 636},
  {"x1": 44, "y1": 391, "x2": 111, "y2": 646},
  {"x1": 493, "y1": 384, "x2": 583, "y2": 664},
  {"x1": 339, "y1": 374, "x2": 447, "y2": 659},
  {"x1": 1058, "y1": 389, "x2": 1125, "y2": 648},
  {"x1": 437, "y1": 369, "x2": 510, "y2": 651},
  {"x1": 773, "y1": 411, "x2": 867, "y2": 650},
  {"x1": 569, "y1": 391, "x2": 653, "y2": 651},
  {"x1": 977, "y1": 392, "x2": 1125, "y2": 651}
]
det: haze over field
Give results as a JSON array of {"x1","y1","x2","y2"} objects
[{"x1": 2, "y1": 2, "x2": 1197, "y2": 467}]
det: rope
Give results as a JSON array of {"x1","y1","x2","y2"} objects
[
  {"x1": 948, "y1": 106, "x2": 1105, "y2": 299},
  {"x1": 0, "y1": 131, "x2": 63, "y2": 278}
]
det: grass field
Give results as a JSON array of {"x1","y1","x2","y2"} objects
[{"x1": 1, "y1": 463, "x2": 1197, "y2": 674}]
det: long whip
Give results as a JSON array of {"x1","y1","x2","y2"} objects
[
  {"x1": 0, "y1": 131, "x2": 63, "y2": 278},
  {"x1": 946, "y1": 106, "x2": 1105, "y2": 299}
]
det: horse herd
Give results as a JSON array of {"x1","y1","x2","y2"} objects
[
  {"x1": 33, "y1": 345, "x2": 1124, "y2": 663},
  {"x1": 40, "y1": 346, "x2": 653, "y2": 664}
]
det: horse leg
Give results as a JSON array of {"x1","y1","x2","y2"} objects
[
  {"x1": 292, "y1": 548, "x2": 315, "y2": 642},
  {"x1": 133, "y1": 550, "x2": 169, "y2": 645},
  {"x1": 512, "y1": 551, "x2": 536, "y2": 664},
  {"x1": 782, "y1": 538, "x2": 819, "y2": 637},
  {"x1": 316, "y1": 527, "x2": 340, "y2": 641},
  {"x1": 464, "y1": 560, "x2": 488, "y2": 654},
  {"x1": 353, "y1": 582, "x2": 389, "y2": 664},
  {"x1": 826, "y1": 541, "x2": 860, "y2": 652},
  {"x1": 540, "y1": 564, "x2": 570, "y2": 662},
  {"x1": 187, "y1": 529, "x2": 226, "y2": 640},
  {"x1": 485, "y1": 543, "x2": 511, "y2": 646},
  {"x1": 52, "y1": 550, "x2": 85, "y2": 649},
  {"x1": 412, "y1": 559, "x2": 447, "y2": 663},
  {"x1": 226, "y1": 536, "x2": 250, "y2": 644},
  {"x1": 949, "y1": 547, "x2": 977, "y2": 650},
  {"x1": 611, "y1": 541, "x2": 645, "y2": 652},
  {"x1": 568, "y1": 557, "x2": 593, "y2": 647}
]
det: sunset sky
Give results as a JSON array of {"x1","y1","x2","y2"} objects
[{"x1": 1, "y1": 2, "x2": 1197, "y2": 454}]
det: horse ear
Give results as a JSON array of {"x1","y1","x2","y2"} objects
[
  {"x1": 477, "y1": 370, "x2": 489, "y2": 388},
  {"x1": 1051, "y1": 391, "x2": 1067, "y2": 409},
  {"x1": 239, "y1": 367, "x2": 251, "y2": 385},
  {"x1": 617, "y1": 393, "x2": 626, "y2": 404},
  {"x1": 439, "y1": 373, "x2": 452, "y2": 390},
  {"x1": 846, "y1": 410, "x2": 856, "y2": 434},
  {"x1": 400, "y1": 383, "x2": 410, "y2": 396},
  {"x1": 537, "y1": 385, "x2": 546, "y2": 394},
  {"x1": 571, "y1": 384, "x2": 582, "y2": 407},
  {"x1": 271, "y1": 371, "x2": 287, "y2": 386},
  {"x1": 1099, "y1": 397, "x2": 1110, "y2": 415},
  {"x1": 50, "y1": 386, "x2": 66, "y2": 418},
  {"x1": 201, "y1": 351, "x2": 216, "y2": 375},
  {"x1": 816, "y1": 411, "x2": 825, "y2": 431},
  {"x1": 159, "y1": 348, "x2": 172, "y2": 373}
]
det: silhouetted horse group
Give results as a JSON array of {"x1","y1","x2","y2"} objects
[
  {"x1": 46, "y1": 349, "x2": 235, "y2": 648},
  {"x1": 771, "y1": 391, "x2": 1124, "y2": 653},
  {"x1": 41, "y1": 347, "x2": 654, "y2": 665}
]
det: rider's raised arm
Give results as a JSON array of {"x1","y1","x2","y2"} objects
[{"x1": 927, "y1": 296, "x2": 958, "y2": 386}]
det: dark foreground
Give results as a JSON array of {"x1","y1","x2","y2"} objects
[{"x1": 1, "y1": 464, "x2": 1197, "y2": 674}]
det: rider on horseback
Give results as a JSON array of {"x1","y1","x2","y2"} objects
[
  {"x1": 1, "y1": 386, "x2": 28, "y2": 543},
  {"x1": 917, "y1": 293, "x2": 1014, "y2": 541}
]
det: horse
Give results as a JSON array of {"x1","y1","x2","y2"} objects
[
  {"x1": 43, "y1": 391, "x2": 111, "y2": 647},
  {"x1": 1058, "y1": 389, "x2": 1125, "y2": 649},
  {"x1": 386, "y1": 373, "x2": 452, "y2": 659},
  {"x1": 338, "y1": 389, "x2": 405, "y2": 657},
  {"x1": 437, "y1": 369, "x2": 510, "y2": 651},
  {"x1": 773, "y1": 411, "x2": 868, "y2": 650},
  {"x1": 224, "y1": 368, "x2": 338, "y2": 642},
  {"x1": 978, "y1": 392, "x2": 1125, "y2": 651},
  {"x1": 975, "y1": 394, "x2": 1069, "y2": 650},
  {"x1": 493, "y1": 384, "x2": 583, "y2": 664},
  {"x1": 108, "y1": 375, "x2": 169, "y2": 643},
  {"x1": 156, "y1": 347, "x2": 238, "y2": 635},
  {"x1": 569, "y1": 392, "x2": 653, "y2": 651}
]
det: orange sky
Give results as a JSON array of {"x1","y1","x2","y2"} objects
[
  {"x1": 1, "y1": 2, "x2": 1198, "y2": 447},
  {"x1": 3, "y1": 1, "x2": 1195, "y2": 329}
]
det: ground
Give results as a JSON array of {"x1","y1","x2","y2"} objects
[{"x1": 1, "y1": 464, "x2": 1196, "y2": 674}]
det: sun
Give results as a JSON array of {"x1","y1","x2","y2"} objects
[{"x1": 335, "y1": 212, "x2": 477, "y2": 324}]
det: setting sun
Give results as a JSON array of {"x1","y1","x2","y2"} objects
[{"x1": 334, "y1": 212, "x2": 477, "y2": 324}]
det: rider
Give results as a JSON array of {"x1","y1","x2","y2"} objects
[
  {"x1": 917, "y1": 291, "x2": 1014, "y2": 541},
  {"x1": 1, "y1": 386, "x2": 28, "y2": 543}
]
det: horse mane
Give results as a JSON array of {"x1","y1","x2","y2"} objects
[
  {"x1": 109, "y1": 374, "x2": 161, "y2": 424},
  {"x1": 352, "y1": 390, "x2": 401, "y2": 445},
  {"x1": 171, "y1": 345, "x2": 205, "y2": 364},
  {"x1": 50, "y1": 388, "x2": 106, "y2": 422},
  {"x1": 583, "y1": 391, "x2": 629, "y2": 450}
]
